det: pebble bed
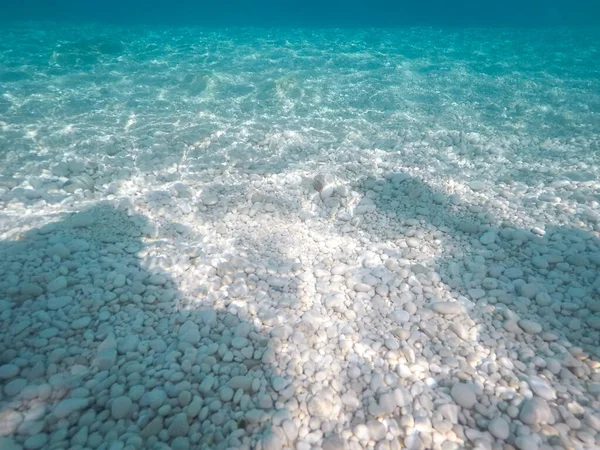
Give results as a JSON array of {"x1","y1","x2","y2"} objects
[{"x1": 0, "y1": 24, "x2": 600, "y2": 450}]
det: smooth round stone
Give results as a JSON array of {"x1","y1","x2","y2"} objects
[
  {"x1": 111, "y1": 396, "x2": 133, "y2": 420},
  {"x1": 220, "y1": 387, "x2": 234, "y2": 402},
  {"x1": 584, "y1": 412, "x2": 600, "y2": 432},
  {"x1": 384, "y1": 338, "x2": 400, "y2": 351},
  {"x1": 366, "y1": 420, "x2": 387, "y2": 441},
  {"x1": 322, "y1": 434, "x2": 346, "y2": 450},
  {"x1": 53, "y1": 398, "x2": 89, "y2": 419},
  {"x1": 527, "y1": 376, "x2": 555, "y2": 400},
  {"x1": 20, "y1": 283, "x2": 44, "y2": 299},
  {"x1": 480, "y1": 232, "x2": 496, "y2": 245},
  {"x1": 118, "y1": 335, "x2": 140, "y2": 354},
  {"x1": 458, "y1": 221, "x2": 480, "y2": 233},
  {"x1": 430, "y1": 302, "x2": 463, "y2": 315},
  {"x1": 518, "y1": 319, "x2": 543, "y2": 334},
  {"x1": 0, "y1": 364, "x2": 19, "y2": 379},
  {"x1": 470, "y1": 181, "x2": 486, "y2": 191},
  {"x1": 391, "y1": 309, "x2": 410, "y2": 324},
  {"x1": 147, "y1": 274, "x2": 167, "y2": 285},
  {"x1": 229, "y1": 376, "x2": 253, "y2": 392},
  {"x1": 71, "y1": 212, "x2": 95, "y2": 228},
  {"x1": 168, "y1": 413, "x2": 189, "y2": 437},
  {"x1": 0, "y1": 437, "x2": 22, "y2": 450},
  {"x1": 307, "y1": 391, "x2": 334, "y2": 419},
  {"x1": 354, "y1": 424, "x2": 370, "y2": 441},
  {"x1": 379, "y1": 392, "x2": 397, "y2": 414},
  {"x1": 260, "y1": 430, "x2": 283, "y2": 450},
  {"x1": 0, "y1": 410, "x2": 23, "y2": 435},
  {"x1": 178, "y1": 321, "x2": 200, "y2": 345},
  {"x1": 451, "y1": 383, "x2": 477, "y2": 409},
  {"x1": 519, "y1": 284, "x2": 540, "y2": 299},
  {"x1": 488, "y1": 417, "x2": 510, "y2": 440},
  {"x1": 113, "y1": 273, "x2": 126, "y2": 288},
  {"x1": 231, "y1": 336, "x2": 249, "y2": 349},
  {"x1": 4, "y1": 378, "x2": 28, "y2": 397},
  {"x1": 468, "y1": 288, "x2": 486, "y2": 300},
  {"x1": 480, "y1": 277, "x2": 498, "y2": 290},
  {"x1": 504, "y1": 268, "x2": 523, "y2": 279},
  {"x1": 202, "y1": 195, "x2": 218, "y2": 206},
  {"x1": 519, "y1": 397, "x2": 552, "y2": 425},
  {"x1": 450, "y1": 323, "x2": 469, "y2": 340},
  {"x1": 47, "y1": 276, "x2": 68, "y2": 293},
  {"x1": 71, "y1": 316, "x2": 92, "y2": 329},
  {"x1": 514, "y1": 435, "x2": 541, "y2": 450},
  {"x1": 171, "y1": 437, "x2": 190, "y2": 450},
  {"x1": 144, "y1": 389, "x2": 167, "y2": 409},
  {"x1": 24, "y1": 433, "x2": 48, "y2": 449},
  {"x1": 141, "y1": 417, "x2": 164, "y2": 439},
  {"x1": 531, "y1": 256, "x2": 549, "y2": 269},
  {"x1": 587, "y1": 316, "x2": 600, "y2": 330}
]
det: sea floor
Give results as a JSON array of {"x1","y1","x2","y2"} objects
[{"x1": 0, "y1": 22, "x2": 600, "y2": 450}]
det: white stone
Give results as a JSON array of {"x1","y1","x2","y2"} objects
[
  {"x1": 260, "y1": 430, "x2": 283, "y2": 450},
  {"x1": 393, "y1": 388, "x2": 411, "y2": 408},
  {"x1": 47, "y1": 276, "x2": 68, "y2": 293},
  {"x1": 519, "y1": 397, "x2": 552, "y2": 425},
  {"x1": 4, "y1": 378, "x2": 27, "y2": 397},
  {"x1": 147, "y1": 274, "x2": 167, "y2": 285},
  {"x1": 144, "y1": 389, "x2": 167, "y2": 409},
  {"x1": 71, "y1": 316, "x2": 92, "y2": 329},
  {"x1": 113, "y1": 273, "x2": 126, "y2": 288},
  {"x1": 527, "y1": 376, "x2": 555, "y2": 400},
  {"x1": 179, "y1": 321, "x2": 200, "y2": 345},
  {"x1": 480, "y1": 232, "x2": 497, "y2": 245},
  {"x1": 469, "y1": 181, "x2": 485, "y2": 191},
  {"x1": 0, "y1": 364, "x2": 19, "y2": 379},
  {"x1": 379, "y1": 392, "x2": 397, "y2": 414},
  {"x1": 307, "y1": 390, "x2": 334, "y2": 418},
  {"x1": 0, "y1": 437, "x2": 22, "y2": 450},
  {"x1": 202, "y1": 195, "x2": 218, "y2": 206},
  {"x1": 451, "y1": 383, "x2": 476, "y2": 409},
  {"x1": 518, "y1": 319, "x2": 542, "y2": 334},
  {"x1": 391, "y1": 309, "x2": 410, "y2": 323},
  {"x1": 228, "y1": 375, "x2": 253, "y2": 393},
  {"x1": 94, "y1": 334, "x2": 117, "y2": 371},
  {"x1": 198, "y1": 309, "x2": 217, "y2": 326},
  {"x1": 53, "y1": 398, "x2": 88, "y2": 419},
  {"x1": 71, "y1": 212, "x2": 95, "y2": 228},
  {"x1": 231, "y1": 336, "x2": 249, "y2": 349},
  {"x1": 367, "y1": 420, "x2": 386, "y2": 441},
  {"x1": 488, "y1": 417, "x2": 510, "y2": 440},
  {"x1": 531, "y1": 256, "x2": 549, "y2": 269},
  {"x1": 168, "y1": 413, "x2": 189, "y2": 437},
  {"x1": 111, "y1": 396, "x2": 133, "y2": 420},
  {"x1": 24, "y1": 433, "x2": 48, "y2": 449},
  {"x1": 117, "y1": 335, "x2": 140, "y2": 354},
  {"x1": 141, "y1": 417, "x2": 164, "y2": 438},
  {"x1": 430, "y1": 302, "x2": 463, "y2": 315},
  {"x1": 47, "y1": 296, "x2": 73, "y2": 310}
]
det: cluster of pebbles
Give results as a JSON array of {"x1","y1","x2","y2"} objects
[{"x1": 1, "y1": 128, "x2": 600, "y2": 450}]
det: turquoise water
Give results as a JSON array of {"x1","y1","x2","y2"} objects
[{"x1": 2, "y1": 0, "x2": 600, "y2": 26}]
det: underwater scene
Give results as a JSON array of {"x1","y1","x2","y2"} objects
[{"x1": 1, "y1": 3, "x2": 600, "y2": 450}]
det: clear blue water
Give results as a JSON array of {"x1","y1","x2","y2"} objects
[{"x1": 2, "y1": 0, "x2": 600, "y2": 26}]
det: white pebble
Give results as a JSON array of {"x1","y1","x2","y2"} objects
[
  {"x1": 451, "y1": 383, "x2": 476, "y2": 409},
  {"x1": 0, "y1": 364, "x2": 19, "y2": 379},
  {"x1": 488, "y1": 417, "x2": 510, "y2": 440}
]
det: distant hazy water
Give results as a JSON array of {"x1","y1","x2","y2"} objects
[{"x1": 1, "y1": 0, "x2": 600, "y2": 26}]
